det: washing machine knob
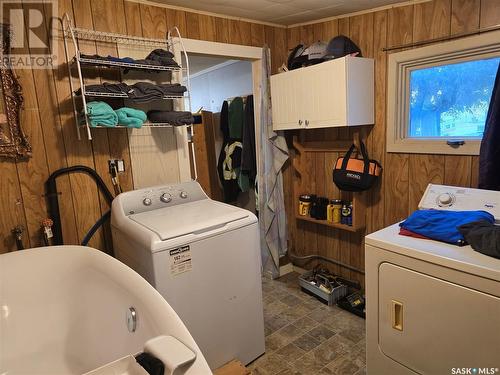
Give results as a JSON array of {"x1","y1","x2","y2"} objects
[
  {"x1": 160, "y1": 193, "x2": 172, "y2": 203},
  {"x1": 180, "y1": 191, "x2": 188, "y2": 199},
  {"x1": 438, "y1": 193, "x2": 453, "y2": 206},
  {"x1": 142, "y1": 197, "x2": 152, "y2": 206}
]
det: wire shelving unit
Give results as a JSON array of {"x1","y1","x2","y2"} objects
[{"x1": 61, "y1": 13, "x2": 194, "y2": 139}]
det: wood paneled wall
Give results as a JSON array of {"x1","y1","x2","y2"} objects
[
  {"x1": 1, "y1": 0, "x2": 497, "y2": 287},
  {"x1": 285, "y1": 0, "x2": 500, "y2": 285},
  {"x1": 0, "y1": 0, "x2": 287, "y2": 254}
]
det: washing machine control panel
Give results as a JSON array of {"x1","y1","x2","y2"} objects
[
  {"x1": 119, "y1": 181, "x2": 208, "y2": 216},
  {"x1": 419, "y1": 184, "x2": 500, "y2": 222}
]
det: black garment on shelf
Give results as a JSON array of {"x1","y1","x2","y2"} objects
[
  {"x1": 145, "y1": 49, "x2": 179, "y2": 67},
  {"x1": 479, "y1": 62, "x2": 500, "y2": 190},
  {"x1": 217, "y1": 100, "x2": 240, "y2": 203},
  {"x1": 241, "y1": 95, "x2": 257, "y2": 182},
  {"x1": 129, "y1": 82, "x2": 186, "y2": 102},
  {"x1": 75, "y1": 82, "x2": 187, "y2": 102},
  {"x1": 80, "y1": 50, "x2": 180, "y2": 69},
  {"x1": 147, "y1": 110, "x2": 194, "y2": 125},
  {"x1": 76, "y1": 82, "x2": 130, "y2": 96},
  {"x1": 458, "y1": 220, "x2": 500, "y2": 259}
]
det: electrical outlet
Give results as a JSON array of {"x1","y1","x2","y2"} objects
[{"x1": 108, "y1": 159, "x2": 125, "y2": 173}]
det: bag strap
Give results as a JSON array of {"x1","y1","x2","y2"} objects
[
  {"x1": 341, "y1": 141, "x2": 371, "y2": 174},
  {"x1": 359, "y1": 140, "x2": 371, "y2": 175},
  {"x1": 341, "y1": 144, "x2": 356, "y2": 169}
]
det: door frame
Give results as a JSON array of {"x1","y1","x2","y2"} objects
[{"x1": 173, "y1": 38, "x2": 264, "y2": 183}]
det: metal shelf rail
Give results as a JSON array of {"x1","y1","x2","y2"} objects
[{"x1": 75, "y1": 56, "x2": 184, "y2": 72}]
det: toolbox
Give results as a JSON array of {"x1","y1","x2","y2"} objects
[{"x1": 299, "y1": 270, "x2": 348, "y2": 306}]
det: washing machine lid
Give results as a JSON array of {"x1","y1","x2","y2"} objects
[{"x1": 128, "y1": 199, "x2": 250, "y2": 241}]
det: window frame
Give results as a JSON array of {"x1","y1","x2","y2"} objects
[{"x1": 387, "y1": 30, "x2": 500, "y2": 155}]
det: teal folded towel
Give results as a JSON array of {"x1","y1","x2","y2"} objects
[
  {"x1": 85, "y1": 101, "x2": 118, "y2": 127},
  {"x1": 115, "y1": 107, "x2": 147, "y2": 128}
]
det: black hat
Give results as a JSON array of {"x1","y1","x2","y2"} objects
[{"x1": 325, "y1": 35, "x2": 362, "y2": 59}]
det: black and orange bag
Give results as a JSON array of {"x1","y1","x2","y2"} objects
[{"x1": 333, "y1": 141, "x2": 382, "y2": 192}]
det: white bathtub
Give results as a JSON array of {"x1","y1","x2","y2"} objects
[{"x1": 0, "y1": 246, "x2": 212, "y2": 374}]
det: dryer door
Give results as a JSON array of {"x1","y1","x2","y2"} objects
[{"x1": 379, "y1": 263, "x2": 500, "y2": 374}]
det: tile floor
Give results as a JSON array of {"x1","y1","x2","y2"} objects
[{"x1": 248, "y1": 272, "x2": 366, "y2": 375}]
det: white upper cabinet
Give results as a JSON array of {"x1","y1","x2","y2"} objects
[{"x1": 271, "y1": 56, "x2": 374, "y2": 131}]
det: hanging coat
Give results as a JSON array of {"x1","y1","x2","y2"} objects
[
  {"x1": 241, "y1": 95, "x2": 257, "y2": 183},
  {"x1": 479, "y1": 63, "x2": 500, "y2": 190}
]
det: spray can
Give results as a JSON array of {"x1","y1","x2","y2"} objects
[
  {"x1": 341, "y1": 202, "x2": 352, "y2": 225},
  {"x1": 347, "y1": 201, "x2": 353, "y2": 226},
  {"x1": 332, "y1": 199, "x2": 342, "y2": 224}
]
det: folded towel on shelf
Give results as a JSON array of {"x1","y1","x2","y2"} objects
[
  {"x1": 128, "y1": 82, "x2": 187, "y2": 102},
  {"x1": 115, "y1": 107, "x2": 147, "y2": 128},
  {"x1": 147, "y1": 110, "x2": 194, "y2": 126},
  {"x1": 76, "y1": 82, "x2": 187, "y2": 102},
  {"x1": 84, "y1": 101, "x2": 118, "y2": 127},
  {"x1": 76, "y1": 82, "x2": 131, "y2": 96}
]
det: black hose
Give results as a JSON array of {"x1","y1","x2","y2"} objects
[
  {"x1": 288, "y1": 249, "x2": 365, "y2": 275},
  {"x1": 82, "y1": 210, "x2": 111, "y2": 246},
  {"x1": 45, "y1": 166, "x2": 114, "y2": 247}
]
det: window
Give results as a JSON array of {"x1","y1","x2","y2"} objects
[{"x1": 387, "y1": 31, "x2": 500, "y2": 155}]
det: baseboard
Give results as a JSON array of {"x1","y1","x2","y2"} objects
[
  {"x1": 292, "y1": 264, "x2": 307, "y2": 274},
  {"x1": 279, "y1": 262, "x2": 294, "y2": 276}
]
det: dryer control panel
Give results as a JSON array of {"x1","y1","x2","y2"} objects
[
  {"x1": 116, "y1": 181, "x2": 208, "y2": 216},
  {"x1": 419, "y1": 184, "x2": 500, "y2": 222}
]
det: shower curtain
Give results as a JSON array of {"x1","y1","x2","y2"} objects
[{"x1": 258, "y1": 46, "x2": 289, "y2": 278}]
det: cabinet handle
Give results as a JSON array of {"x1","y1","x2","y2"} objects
[
  {"x1": 305, "y1": 120, "x2": 309, "y2": 127},
  {"x1": 391, "y1": 300, "x2": 403, "y2": 331},
  {"x1": 298, "y1": 119, "x2": 303, "y2": 126}
]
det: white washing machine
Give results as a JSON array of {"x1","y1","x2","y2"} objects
[
  {"x1": 365, "y1": 184, "x2": 500, "y2": 374},
  {"x1": 111, "y1": 181, "x2": 265, "y2": 370}
]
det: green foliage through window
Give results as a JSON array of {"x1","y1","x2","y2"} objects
[{"x1": 409, "y1": 57, "x2": 500, "y2": 138}]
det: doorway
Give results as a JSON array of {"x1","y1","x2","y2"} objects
[{"x1": 178, "y1": 40, "x2": 263, "y2": 213}]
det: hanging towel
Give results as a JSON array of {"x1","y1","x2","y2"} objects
[
  {"x1": 115, "y1": 107, "x2": 147, "y2": 128},
  {"x1": 479, "y1": 62, "x2": 500, "y2": 190},
  {"x1": 85, "y1": 101, "x2": 118, "y2": 127},
  {"x1": 258, "y1": 46, "x2": 290, "y2": 278},
  {"x1": 399, "y1": 209, "x2": 495, "y2": 245}
]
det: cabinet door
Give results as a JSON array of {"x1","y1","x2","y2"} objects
[
  {"x1": 271, "y1": 71, "x2": 302, "y2": 130},
  {"x1": 379, "y1": 263, "x2": 500, "y2": 374},
  {"x1": 305, "y1": 59, "x2": 347, "y2": 129}
]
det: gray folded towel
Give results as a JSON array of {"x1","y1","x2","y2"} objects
[
  {"x1": 75, "y1": 82, "x2": 187, "y2": 102},
  {"x1": 129, "y1": 82, "x2": 186, "y2": 102},
  {"x1": 147, "y1": 110, "x2": 194, "y2": 126}
]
